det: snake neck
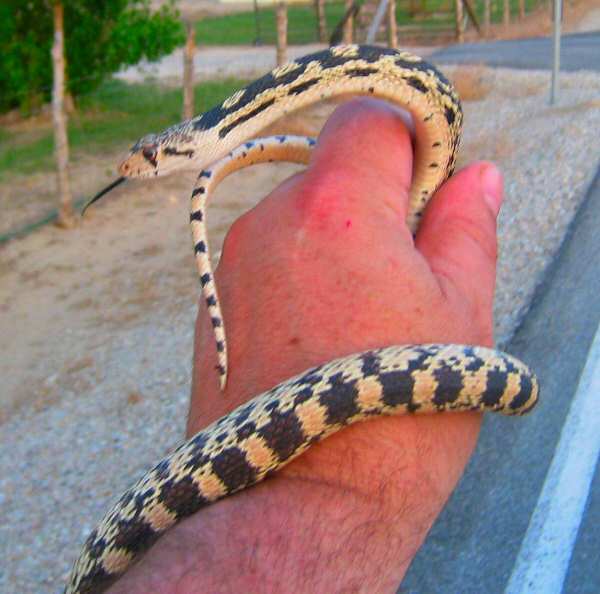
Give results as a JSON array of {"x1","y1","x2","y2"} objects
[{"x1": 154, "y1": 46, "x2": 461, "y2": 189}]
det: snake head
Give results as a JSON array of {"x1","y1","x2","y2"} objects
[
  {"x1": 119, "y1": 132, "x2": 198, "y2": 179},
  {"x1": 119, "y1": 135, "x2": 162, "y2": 178}
]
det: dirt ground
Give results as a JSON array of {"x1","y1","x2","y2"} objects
[
  {"x1": 3, "y1": 68, "x2": 600, "y2": 419},
  {"x1": 2, "y1": 56, "x2": 600, "y2": 592},
  {"x1": 0, "y1": 103, "x2": 332, "y2": 417},
  {"x1": 1, "y1": 7, "x2": 599, "y2": 591},
  {"x1": 1, "y1": 0, "x2": 599, "y2": 418}
]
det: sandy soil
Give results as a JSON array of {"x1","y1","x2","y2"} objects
[
  {"x1": 2, "y1": 70, "x2": 600, "y2": 419},
  {"x1": 0, "y1": 103, "x2": 330, "y2": 416},
  {"x1": 1, "y1": 7, "x2": 600, "y2": 589},
  {"x1": 575, "y1": 4, "x2": 600, "y2": 30},
  {"x1": 1, "y1": 59, "x2": 600, "y2": 592}
]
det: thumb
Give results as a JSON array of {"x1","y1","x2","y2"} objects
[{"x1": 416, "y1": 162, "x2": 503, "y2": 336}]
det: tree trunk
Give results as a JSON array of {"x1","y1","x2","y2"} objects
[
  {"x1": 314, "y1": 0, "x2": 327, "y2": 42},
  {"x1": 503, "y1": 0, "x2": 510, "y2": 29},
  {"x1": 52, "y1": 0, "x2": 75, "y2": 227},
  {"x1": 484, "y1": 0, "x2": 491, "y2": 37},
  {"x1": 276, "y1": 2, "x2": 288, "y2": 66},
  {"x1": 455, "y1": 0, "x2": 465, "y2": 43},
  {"x1": 519, "y1": 0, "x2": 525, "y2": 19},
  {"x1": 343, "y1": 0, "x2": 354, "y2": 43},
  {"x1": 183, "y1": 20, "x2": 196, "y2": 120},
  {"x1": 387, "y1": 0, "x2": 397, "y2": 48}
]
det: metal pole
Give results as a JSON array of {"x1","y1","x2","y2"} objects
[
  {"x1": 366, "y1": 0, "x2": 390, "y2": 44},
  {"x1": 550, "y1": 0, "x2": 562, "y2": 105}
]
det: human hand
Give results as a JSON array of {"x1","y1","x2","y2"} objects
[{"x1": 111, "y1": 97, "x2": 503, "y2": 594}]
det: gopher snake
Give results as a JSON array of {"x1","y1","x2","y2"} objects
[{"x1": 68, "y1": 45, "x2": 539, "y2": 594}]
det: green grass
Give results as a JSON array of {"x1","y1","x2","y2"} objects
[
  {"x1": 196, "y1": 3, "x2": 347, "y2": 46},
  {"x1": 195, "y1": 0, "x2": 454, "y2": 46},
  {"x1": 488, "y1": 0, "x2": 540, "y2": 24},
  {"x1": 195, "y1": 0, "x2": 542, "y2": 46},
  {"x1": 0, "y1": 78, "x2": 248, "y2": 180}
]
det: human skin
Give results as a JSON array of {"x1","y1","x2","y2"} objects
[{"x1": 109, "y1": 98, "x2": 503, "y2": 594}]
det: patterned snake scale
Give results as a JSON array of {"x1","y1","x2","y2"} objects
[{"x1": 68, "y1": 45, "x2": 539, "y2": 593}]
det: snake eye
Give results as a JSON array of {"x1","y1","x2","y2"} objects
[{"x1": 141, "y1": 145, "x2": 158, "y2": 166}]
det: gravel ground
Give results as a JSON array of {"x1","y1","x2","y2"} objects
[
  {"x1": 1, "y1": 66, "x2": 600, "y2": 594},
  {"x1": 115, "y1": 43, "x2": 436, "y2": 84},
  {"x1": 575, "y1": 6, "x2": 600, "y2": 31}
]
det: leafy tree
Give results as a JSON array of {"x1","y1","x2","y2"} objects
[{"x1": 0, "y1": 0, "x2": 184, "y2": 114}]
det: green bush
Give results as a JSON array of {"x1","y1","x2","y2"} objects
[{"x1": 0, "y1": 0, "x2": 185, "y2": 114}]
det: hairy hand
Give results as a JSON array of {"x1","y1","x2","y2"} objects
[{"x1": 111, "y1": 98, "x2": 503, "y2": 594}]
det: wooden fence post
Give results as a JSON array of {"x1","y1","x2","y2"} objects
[
  {"x1": 504, "y1": 0, "x2": 511, "y2": 29},
  {"x1": 183, "y1": 20, "x2": 196, "y2": 120},
  {"x1": 387, "y1": 0, "x2": 398, "y2": 48},
  {"x1": 343, "y1": 0, "x2": 354, "y2": 43},
  {"x1": 314, "y1": 0, "x2": 327, "y2": 42},
  {"x1": 52, "y1": 0, "x2": 75, "y2": 227},
  {"x1": 276, "y1": 2, "x2": 288, "y2": 66},
  {"x1": 455, "y1": 0, "x2": 465, "y2": 43}
]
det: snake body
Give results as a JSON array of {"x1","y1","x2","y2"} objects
[{"x1": 68, "y1": 46, "x2": 538, "y2": 594}]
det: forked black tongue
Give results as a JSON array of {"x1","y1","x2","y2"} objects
[{"x1": 81, "y1": 177, "x2": 127, "y2": 216}]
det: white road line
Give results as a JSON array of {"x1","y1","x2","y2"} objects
[{"x1": 505, "y1": 321, "x2": 600, "y2": 594}]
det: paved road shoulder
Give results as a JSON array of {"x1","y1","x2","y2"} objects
[{"x1": 399, "y1": 166, "x2": 600, "y2": 593}]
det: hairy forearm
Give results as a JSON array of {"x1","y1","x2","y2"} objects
[{"x1": 111, "y1": 413, "x2": 479, "y2": 594}]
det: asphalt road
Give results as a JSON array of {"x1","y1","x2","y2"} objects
[
  {"x1": 431, "y1": 31, "x2": 600, "y2": 72},
  {"x1": 399, "y1": 166, "x2": 600, "y2": 593}
]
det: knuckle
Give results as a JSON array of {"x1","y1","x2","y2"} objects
[{"x1": 220, "y1": 212, "x2": 251, "y2": 264}]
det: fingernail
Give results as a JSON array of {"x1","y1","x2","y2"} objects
[{"x1": 480, "y1": 164, "x2": 503, "y2": 216}]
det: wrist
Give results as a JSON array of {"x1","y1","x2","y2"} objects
[{"x1": 124, "y1": 412, "x2": 478, "y2": 594}]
